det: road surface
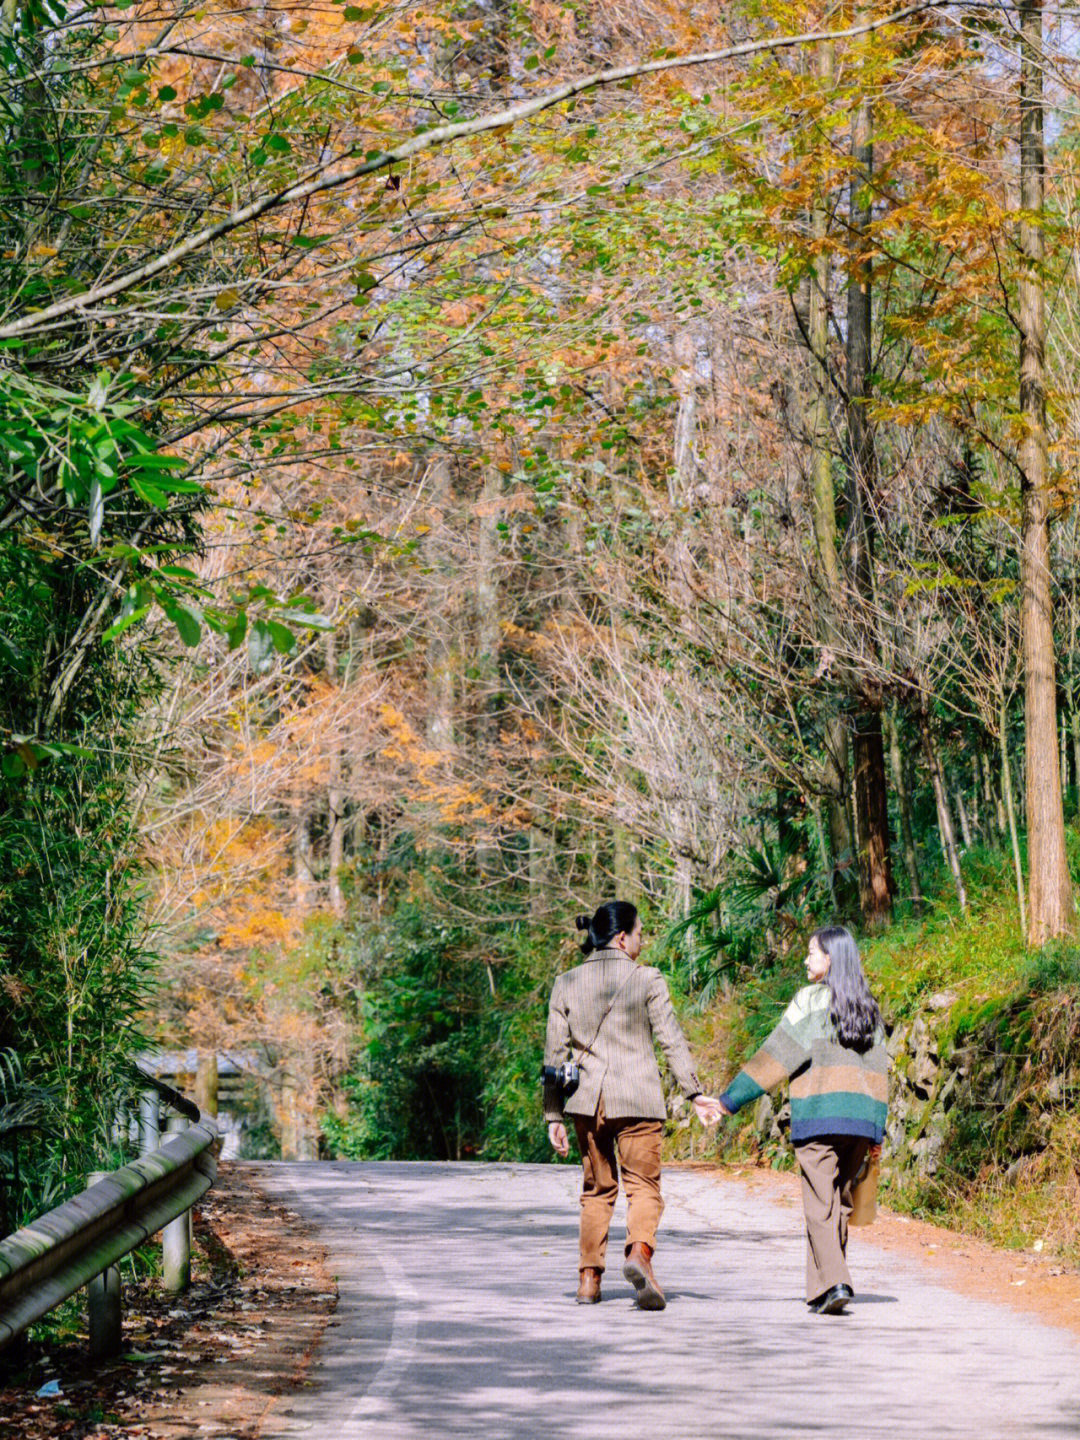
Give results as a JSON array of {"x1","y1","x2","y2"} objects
[{"x1": 260, "y1": 1161, "x2": 1080, "y2": 1439}]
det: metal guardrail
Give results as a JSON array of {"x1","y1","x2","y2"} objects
[
  {"x1": 138, "y1": 1070, "x2": 201, "y2": 1124},
  {"x1": 0, "y1": 1078, "x2": 217, "y2": 1356}
]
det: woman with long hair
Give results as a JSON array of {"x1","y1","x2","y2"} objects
[
  {"x1": 543, "y1": 900, "x2": 720, "y2": 1308},
  {"x1": 716, "y1": 924, "x2": 888, "y2": 1315}
]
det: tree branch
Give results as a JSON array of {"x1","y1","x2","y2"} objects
[{"x1": 0, "y1": 1, "x2": 953, "y2": 344}]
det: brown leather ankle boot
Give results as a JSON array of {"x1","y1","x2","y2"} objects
[
  {"x1": 623, "y1": 1242, "x2": 666, "y2": 1310},
  {"x1": 576, "y1": 1267, "x2": 602, "y2": 1304}
]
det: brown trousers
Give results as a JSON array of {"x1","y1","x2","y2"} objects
[
  {"x1": 572, "y1": 1102, "x2": 664, "y2": 1273},
  {"x1": 796, "y1": 1135, "x2": 871, "y2": 1301}
]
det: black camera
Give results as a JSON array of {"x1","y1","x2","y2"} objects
[{"x1": 540, "y1": 1061, "x2": 580, "y2": 1099}]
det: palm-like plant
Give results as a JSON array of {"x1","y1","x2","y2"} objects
[
  {"x1": 0, "y1": 1049, "x2": 59, "y2": 1235},
  {"x1": 665, "y1": 832, "x2": 827, "y2": 1006}
]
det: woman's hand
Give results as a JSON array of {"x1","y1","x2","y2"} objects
[
  {"x1": 693, "y1": 1095, "x2": 727, "y2": 1126},
  {"x1": 548, "y1": 1121, "x2": 570, "y2": 1157}
]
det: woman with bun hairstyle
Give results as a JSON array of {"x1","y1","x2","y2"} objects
[
  {"x1": 716, "y1": 924, "x2": 887, "y2": 1315},
  {"x1": 543, "y1": 900, "x2": 721, "y2": 1308}
]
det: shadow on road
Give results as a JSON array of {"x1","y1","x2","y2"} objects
[{"x1": 257, "y1": 1162, "x2": 1080, "y2": 1440}]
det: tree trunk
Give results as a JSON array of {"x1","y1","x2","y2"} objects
[
  {"x1": 982, "y1": 748, "x2": 1006, "y2": 835},
  {"x1": 806, "y1": 39, "x2": 857, "y2": 917},
  {"x1": 802, "y1": 40, "x2": 856, "y2": 917},
  {"x1": 845, "y1": 89, "x2": 875, "y2": 603},
  {"x1": 885, "y1": 706, "x2": 922, "y2": 911},
  {"x1": 194, "y1": 1052, "x2": 219, "y2": 1120},
  {"x1": 808, "y1": 37, "x2": 840, "y2": 592},
  {"x1": 294, "y1": 1048, "x2": 318, "y2": 1162},
  {"x1": 426, "y1": 455, "x2": 456, "y2": 753},
  {"x1": 328, "y1": 749, "x2": 345, "y2": 919},
  {"x1": 955, "y1": 789, "x2": 973, "y2": 851},
  {"x1": 614, "y1": 822, "x2": 640, "y2": 899},
  {"x1": 845, "y1": 91, "x2": 893, "y2": 932},
  {"x1": 278, "y1": 1077, "x2": 298, "y2": 1161},
  {"x1": 294, "y1": 800, "x2": 316, "y2": 913},
  {"x1": 673, "y1": 811, "x2": 693, "y2": 919},
  {"x1": 586, "y1": 825, "x2": 600, "y2": 897},
  {"x1": 823, "y1": 716, "x2": 855, "y2": 908},
  {"x1": 327, "y1": 633, "x2": 346, "y2": 919},
  {"x1": 529, "y1": 819, "x2": 556, "y2": 918},
  {"x1": 1001, "y1": 704, "x2": 1028, "y2": 936},
  {"x1": 1018, "y1": 0, "x2": 1074, "y2": 942},
  {"x1": 852, "y1": 713, "x2": 894, "y2": 930},
  {"x1": 919, "y1": 706, "x2": 968, "y2": 913},
  {"x1": 809, "y1": 798, "x2": 836, "y2": 908},
  {"x1": 1071, "y1": 709, "x2": 1080, "y2": 803},
  {"x1": 474, "y1": 462, "x2": 503, "y2": 879},
  {"x1": 1065, "y1": 711, "x2": 1077, "y2": 800}
]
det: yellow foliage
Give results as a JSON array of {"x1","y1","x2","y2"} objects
[{"x1": 218, "y1": 909, "x2": 302, "y2": 952}]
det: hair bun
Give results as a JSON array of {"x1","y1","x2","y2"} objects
[{"x1": 575, "y1": 913, "x2": 591, "y2": 932}]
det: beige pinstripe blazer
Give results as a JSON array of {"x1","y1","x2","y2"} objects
[{"x1": 543, "y1": 948, "x2": 702, "y2": 1123}]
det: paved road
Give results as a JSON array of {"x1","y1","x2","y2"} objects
[{"x1": 260, "y1": 1161, "x2": 1080, "y2": 1439}]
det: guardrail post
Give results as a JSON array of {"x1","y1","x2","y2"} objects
[
  {"x1": 85, "y1": 1172, "x2": 122, "y2": 1359},
  {"x1": 162, "y1": 1114, "x2": 191, "y2": 1293},
  {"x1": 138, "y1": 1091, "x2": 160, "y2": 1156}
]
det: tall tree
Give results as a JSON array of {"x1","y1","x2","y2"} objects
[
  {"x1": 1017, "y1": 0, "x2": 1073, "y2": 942},
  {"x1": 844, "y1": 84, "x2": 894, "y2": 930},
  {"x1": 804, "y1": 34, "x2": 857, "y2": 910}
]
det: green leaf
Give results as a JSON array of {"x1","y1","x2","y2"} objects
[
  {"x1": 130, "y1": 450, "x2": 188, "y2": 470},
  {"x1": 163, "y1": 603, "x2": 202, "y2": 647},
  {"x1": 158, "y1": 85, "x2": 177, "y2": 101},
  {"x1": 226, "y1": 610, "x2": 248, "y2": 650},
  {"x1": 128, "y1": 476, "x2": 169, "y2": 509},
  {"x1": 266, "y1": 620, "x2": 297, "y2": 654},
  {"x1": 248, "y1": 620, "x2": 275, "y2": 673},
  {"x1": 273, "y1": 608, "x2": 335, "y2": 631},
  {"x1": 141, "y1": 473, "x2": 203, "y2": 493},
  {"x1": 102, "y1": 605, "x2": 151, "y2": 642}
]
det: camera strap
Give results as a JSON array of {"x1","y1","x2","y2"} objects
[{"x1": 570, "y1": 966, "x2": 638, "y2": 1070}]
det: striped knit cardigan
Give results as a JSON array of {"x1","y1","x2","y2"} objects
[{"x1": 719, "y1": 982, "x2": 888, "y2": 1145}]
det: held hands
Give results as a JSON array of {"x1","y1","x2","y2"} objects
[
  {"x1": 693, "y1": 1095, "x2": 729, "y2": 1126},
  {"x1": 549, "y1": 1100, "x2": 727, "y2": 1153},
  {"x1": 548, "y1": 1121, "x2": 570, "y2": 1157}
]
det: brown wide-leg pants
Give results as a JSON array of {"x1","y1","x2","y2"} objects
[
  {"x1": 572, "y1": 1101, "x2": 664, "y2": 1273},
  {"x1": 795, "y1": 1135, "x2": 871, "y2": 1302}
]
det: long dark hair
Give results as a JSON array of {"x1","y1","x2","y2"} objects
[
  {"x1": 815, "y1": 924, "x2": 881, "y2": 1052},
  {"x1": 576, "y1": 900, "x2": 638, "y2": 956}
]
